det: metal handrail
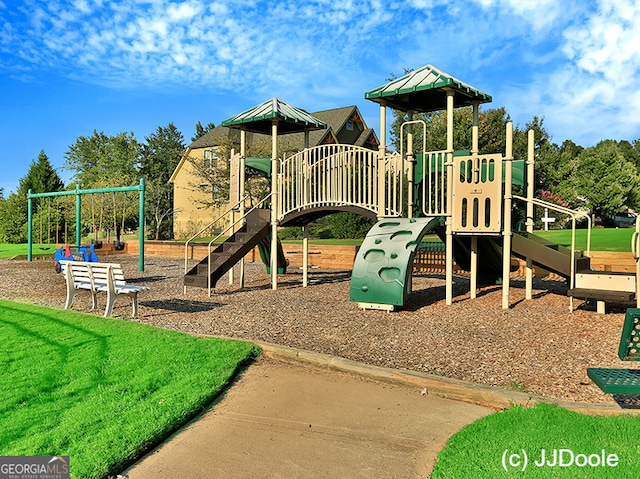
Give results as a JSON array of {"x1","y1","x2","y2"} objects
[
  {"x1": 400, "y1": 120, "x2": 426, "y2": 218},
  {"x1": 183, "y1": 195, "x2": 250, "y2": 274},
  {"x1": 513, "y1": 195, "x2": 592, "y2": 297},
  {"x1": 632, "y1": 216, "x2": 640, "y2": 260},
  {"x1": 633, "y1": 216, "x2": 640, "y2": 307},
  {"x1": 205, "y1": 192, "x2": 273, "y2": 296},
  {"x1": 278, "y1": 144, "x2": 402, "y2": 219}
]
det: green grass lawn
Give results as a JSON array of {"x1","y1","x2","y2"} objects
[
  {"x1": 1, "y1": 227, "x2": 634, "y2": 258},
  {"x1": 281, "y1": 227, "x2": 636, "y2": 250},
  {"x1": 432, "y1": 403, "x2": 640, "y2": 478},
  {"x1": 534, "y1": 227, "x2": 635, "y2": 252},
  {"x1": 0, "y1": 243, "x2": 56, "y2": 258},
  {"x1": 0, "y1": 299, "x2": 259, "y2": 479}
]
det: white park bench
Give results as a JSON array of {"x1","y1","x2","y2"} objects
[{"x1": 59, "y1": 260, "x2": 149, "y2": 317}]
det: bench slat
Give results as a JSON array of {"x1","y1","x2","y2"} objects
[
  {"x1": 587, "y1": 368, "x2": 640, "y2": 394},
  {"x1": 588, "y1": 309, "x2": 640, "y2": 395},
  {"x1": 59, "y1": 260, "x2": 148, "y2": 317}
]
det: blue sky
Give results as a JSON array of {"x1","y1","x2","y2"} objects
[{"x1": 2, "y1": 0, "x2": 640, "y2": 195}]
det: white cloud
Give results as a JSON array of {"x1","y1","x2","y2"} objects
[
  {"x1": 167, "y1": 1, "x2": 201, "y2": 22},
  {"x1": 539, "y1": 0, "x2": 640, "y2": 143},
  {"x1": 1, "y1": 0, "x2": 639, "y2": 145},
  {"x1": 564, "y1": 1, "x2": 640, "y2": 78},
  {"x1": 498, "y1": 0, "x2": 563, "y2": 31},
  {"x1": 73, "y1": 0, "x2": 91, "y2": 15}
]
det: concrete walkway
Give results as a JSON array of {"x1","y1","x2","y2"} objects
[{"x1": 123, "y1": 351, "x2": 494, "y2": 479}]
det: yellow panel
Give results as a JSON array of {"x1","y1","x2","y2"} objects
[{"x1": 452, "y1": 154, "x2": 503, "y2": 234}]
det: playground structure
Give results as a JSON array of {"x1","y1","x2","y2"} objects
[
  {"x1": 182, "y1": 64, "x2": 640, "y2": 313},
  {"x1": 27, "y1": 179, "x2": 146, "y2": 272}
]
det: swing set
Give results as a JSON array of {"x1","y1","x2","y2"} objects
[{"x1": 26, "y1": 179, "x2": 146, "y2": 271}]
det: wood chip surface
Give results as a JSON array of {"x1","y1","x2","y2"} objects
[{"x1": 2, "y1": 254, "x2": 637, "y2": 405}]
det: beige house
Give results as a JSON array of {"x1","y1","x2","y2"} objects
[{"x1": 169, "y1": 105, "x2": 378, "y2": 238}]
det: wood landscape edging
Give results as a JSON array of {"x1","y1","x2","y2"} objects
[{"x1": 127, "y1": 241, "x2": 637, "y2": 274}]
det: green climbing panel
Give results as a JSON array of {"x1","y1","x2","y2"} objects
[{"x1": 350, "y1": 217, "x2": 442, "y2": 309}]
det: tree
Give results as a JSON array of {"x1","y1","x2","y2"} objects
[
  {"x1": 185, "y1": 135, "x2": 297, "y2": 212},
  {"x1": 618, "y1": 140, "x2": 640, "y2": 172},
  {"x1": 64, "y1": 131, "x2": 142, "y2": 242},
  {"x1": 184, "y1": 136, "x2": 234, "y2": 212},
  {"x1": 19, "y1": 150, "x2": 64, "y2": 195},
  {"x1": 64, "y1": 130, "x2": 140, "y2": 187},
  {"x1": 559, "y1": 140, "x2": 640, "y2": 215},
  {"x1": 633, "y1": 139, "x2": 640, "y2": 168},
  {"x1": 535, "y1": 139, "x2": 582, "y2": 193},
  {"x1": 390, "y1": 106, "x2": 511, "y2": 155},
  {"x1": 0, "y1": 150, "x2": 64, "y2": 243},
  {"x1": 191, "y1": 121, "x2": 215, "y2": 142},
  {"x1": 140, "y1": 123, "x2": 185, "y2": 240},
  {"x1": 326, "y1": 212, "x2": 375, "y2": 239},
  {"x1": 0, "y1": 193, "x2": 28, "y2": 243}
]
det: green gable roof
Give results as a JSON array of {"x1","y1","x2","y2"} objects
[
  {"x1": 221, "y1": 98, "x2": 327, "y2": 135},
  {"x1": 365, "y1": 64, "x2": 492, "y2": 113}
]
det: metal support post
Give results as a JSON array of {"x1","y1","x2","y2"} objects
[
  {"x1": 302, "y1": 225, "x2": 309, "y2": 287},
  {"x1": 502, "y1": 122, "x2": 514, "y2": 309},
  {"x1": 445, "y1": 89, "x2": 455, "y2": 306},
  {"x1": 271, "y1": 120, "x2": 279, "y2": 290},
  {"x1": 378, "y1": 101, "x2": 387, "y2": 220},
  {"x1": 139, "y1": 178, "x2": 145, "y2": 272},
  {"x1": 239, "y1": 130, "x2": 247, "y2": 288},
  {"x1": 525, "y1": 129, "x2": 535, "y2": 299},
  {"x1": 75, "y1": 184, "x2": 81, "y2": 248},
  {"x1": 27, "y1": 190, "x2": 33, "y2": 262},
  {"x1": 407, "y1": 110, "x2": 414, "y2": 218},
  {"x1": 470, "y1": 102, "x2": 480, "y2": 299}
]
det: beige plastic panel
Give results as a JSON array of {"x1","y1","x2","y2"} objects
[
  {"x1": 452, "y1": 154, "x2": 503, "y2": 234},
  {"x1": 574, "y1": 272, "x2": 637, "y2": 293}
]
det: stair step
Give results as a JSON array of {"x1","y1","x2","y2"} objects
[
  {"x1": 568, "y1": 288, "x2": 635, "y2": 303},
  {"x1": 197, "y1": 255, "x2": 229, "y2": 273},
  {"x1": 222, "y1": 242, "x2": 242, "y2": 252},
  {"x1": 183, "y1": 220, "x2": 271, "y2": 290},
  {"x1": 184, "y1": 275, "x2": 208, "y2": 288}
]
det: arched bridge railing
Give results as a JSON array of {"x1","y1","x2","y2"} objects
[{"x1": 278, "y1": 145, "x2": 403, "y2": 221}]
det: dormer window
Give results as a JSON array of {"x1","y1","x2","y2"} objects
[{"x1": 346, "y1": 121, "x2": 354, "y2": 131}]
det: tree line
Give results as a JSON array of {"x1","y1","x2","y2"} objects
[
  {"x1": 390, "y1": 107, "x2": 640, "y2": 222},
  {"x1": 0, "y1": 122, "x2": 214, "y2": 243},
  {"x1": 1, "y1": 106, "x2": 639, "y2": 244}
]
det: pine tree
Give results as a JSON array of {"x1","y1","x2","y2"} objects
[
  {"x1": 18, "y1": 150, "x2": 64, "y2": 195},
  {"x1": 0, "y1": 150, "x2": 65, "y2": 243},
  {"x1": 191, "y1": 121, "x2": 215, "y2": 142}
]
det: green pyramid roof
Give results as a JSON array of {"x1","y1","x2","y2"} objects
[
  {"x1": 221, "y1": 98, "x2": 327, "y2": 135},
  {"x1": 365, "y1": 64, "x2": 492, "y2": 113}
]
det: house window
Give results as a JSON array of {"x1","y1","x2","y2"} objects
[
  {"x1": 203, "y1": 149, "x2": 218, "y2": 169},
  {"x1": 346, "y1": 121, "x2": 354, "y2": 131}
]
